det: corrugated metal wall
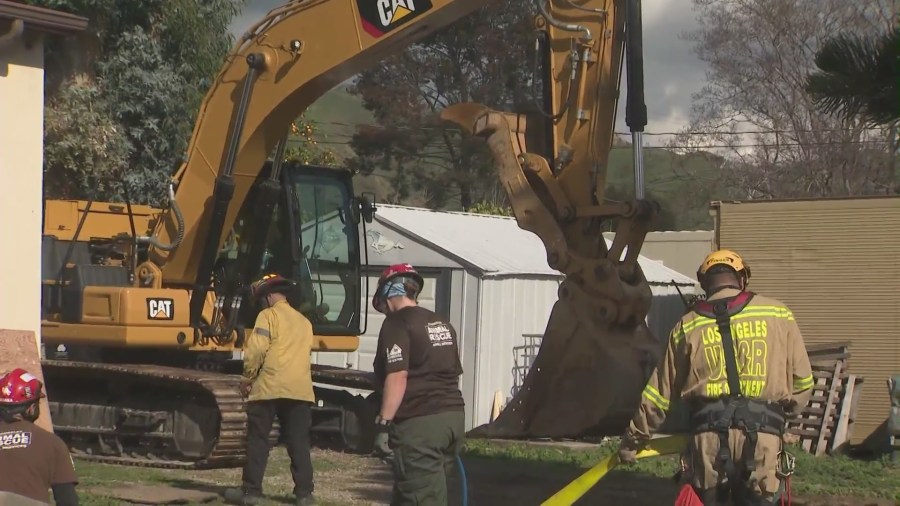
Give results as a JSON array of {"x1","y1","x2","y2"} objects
[
  {"x1": 474, "y1": 276, "x2": 563, "y2": 427},
  {"x1": 647, "y1": 290, "x2": 698, "y2": 344},
  {"x1": 714, "y1": 196, "x2": 900, "y2": 447},
  {"x1": 450, "y1": 270, "x2": 481, "y2": 430}
]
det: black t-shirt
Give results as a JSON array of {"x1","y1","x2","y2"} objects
[{"x1": 373, "y1": 305, "x2": 465, "y2": 421}]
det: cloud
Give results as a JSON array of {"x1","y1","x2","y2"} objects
[
  {"x1": 227, "y1": 0, "x2": 709, "y2": 147},
  {"x1": 228, "y1": 0, "x2": 284, "y2": 38},
  {"x1": 615, "y1": 0, "x2": 709, "y2": 146}
]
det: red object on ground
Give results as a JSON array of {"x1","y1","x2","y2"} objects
[
  {"x1": 781, "y1": 477, "x2": 792, "y2": 506},
  {"x1": 674, "y1": 483, "x2": 704, "y2": 506}
]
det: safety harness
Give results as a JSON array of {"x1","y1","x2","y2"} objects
[{"x1": 689, "y1": 291, "x2": 788, "y2": 487}]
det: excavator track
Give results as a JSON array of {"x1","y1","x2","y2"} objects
[{"x1": 41, "y1": 360, "x2": 254, "y2": 470}]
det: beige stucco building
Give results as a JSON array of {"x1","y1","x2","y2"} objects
[
  {"x1": 604, "y1": 230, "x2": 716, "y2": 287},
  {"x1": 0, "y1": 3, "x2": 86, "y2": 348}
]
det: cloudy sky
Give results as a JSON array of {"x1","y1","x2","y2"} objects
[{"x1": 227, "y1": 0, "x2": 707, "y2": 147}]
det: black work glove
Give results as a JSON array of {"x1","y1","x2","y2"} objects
[{"x1": 373, "y1": 417, "x2": 392, "y2": 459}]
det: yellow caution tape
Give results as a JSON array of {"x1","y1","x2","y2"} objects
[{"x1": 540, "y1": 435, "x2": 690, "y2": 506}]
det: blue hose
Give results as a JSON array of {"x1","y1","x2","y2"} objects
[{"x1": 456, "y1": 454, "x2": 468, "y2": 506}]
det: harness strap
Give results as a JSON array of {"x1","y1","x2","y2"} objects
[
  {"x1": 712, "y1": 300, "x2": 744, "y2": 399},
  {"x1": 699, "y1": 292, "x2": 767, "y2": 485}
]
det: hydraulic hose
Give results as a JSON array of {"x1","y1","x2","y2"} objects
[
  {"x1": 137, "y1": 182, "x2": 185, "y2": 251},
  {"x1": 456, "y1": 454, "x2": 468, "y2": 506}
]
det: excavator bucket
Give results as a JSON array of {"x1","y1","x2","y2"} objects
[
  {"x1": 442, "y1": 103, "x2": 666, "y2": 439},
  {"x1": 469, "y1": 286, "x2": 665, "y2": 438}
]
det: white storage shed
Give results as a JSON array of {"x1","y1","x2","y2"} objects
[{"x1": 311, "y1": 204, "x2": 699, "y2": 430}]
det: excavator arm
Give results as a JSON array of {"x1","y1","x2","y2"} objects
[{"x1": 440, "y1": 0, "x2": 661, "y2": 438}]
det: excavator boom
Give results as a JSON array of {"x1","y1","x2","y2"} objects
[{"x1": 147, "y1": 0, "x2": 487, "y2": 289}]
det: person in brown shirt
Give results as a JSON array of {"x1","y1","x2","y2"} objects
[
  {"x1": 618, "y1": 250, "x2": 814, "y2": 506},
  {"x1": 371, "y1": 263, "x2": 465, "y2": 506},
  {"x1": 0, "y1": 368, "x2": 78, "y2": 506}
]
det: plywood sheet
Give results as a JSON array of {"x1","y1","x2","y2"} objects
[{"x1": 0, "y1": 329, "x2": 53, "y2": 432}]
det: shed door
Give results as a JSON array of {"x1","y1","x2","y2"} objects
[{"x1": 311, "y1": 268, "x2": 445, "y2": 375}]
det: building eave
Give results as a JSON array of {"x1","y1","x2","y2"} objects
[{"x1": 0, "y1": 1, "x2": 88, "y2": 37}]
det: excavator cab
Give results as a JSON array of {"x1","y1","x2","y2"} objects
[{"x1": 214, "y1": 161, "x2": 371, "y2": 340}]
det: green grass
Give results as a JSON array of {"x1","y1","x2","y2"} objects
[
  {"x1": 463, "y1": 437, "x2": 900, "y2": 502},
  {"x1": 70, "y1": 439, "x2": 900, "y2": 505}
]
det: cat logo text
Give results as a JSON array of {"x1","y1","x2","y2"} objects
[
  {"x1": 357, "y1": 0, "x2": 433, "y2": 38},
  {"x1": 147, "y1": 298, "x2": 174, "y2": 321}
]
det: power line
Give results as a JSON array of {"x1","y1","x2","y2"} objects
[
  {"x1": 302, "y1": 137, "x2": 892, "y2": 150},
  {"x1": 300, "y1": 119, "x2": 889, "y2": 138}
]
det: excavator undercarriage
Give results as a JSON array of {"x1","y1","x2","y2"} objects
[
  {"x1": 42, "y1": 360, "x2": 249, "y2": 469},
  {"x1": 40, "y1": 357, "x2": 380, "y2": 469}
]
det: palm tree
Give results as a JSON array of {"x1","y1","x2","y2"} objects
[{"x1": 805, "y1": 26, "x2": 899, "y2": 127}]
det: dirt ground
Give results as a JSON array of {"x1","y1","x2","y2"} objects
[
  {"x1": 308, "y1": 450, "x2": 898, "y2": 506},
  {"x1": 80, "y1": 446, "x2": 899, "y2": 506}
]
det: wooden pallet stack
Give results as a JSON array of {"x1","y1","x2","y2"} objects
[{"x1": 784, "y1": 342, "x2": 864, "y2": 456}]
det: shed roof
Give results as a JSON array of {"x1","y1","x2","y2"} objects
[{"x1": 374, "y1": 204, "x2": 697, "y2": 286}]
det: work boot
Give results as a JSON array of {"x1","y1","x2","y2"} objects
[
  {"x1": 295, "y1": 494, "x2": 317, "y2": 506},
  {"x1": 223, "y1": 487, "x2": 262, "y2": 505}
]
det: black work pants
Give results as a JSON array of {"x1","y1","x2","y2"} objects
[{"x1": 242, "y1": 399, "x2": 314, "y2": 498}]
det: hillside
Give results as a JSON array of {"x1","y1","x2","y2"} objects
[
  {"x1": 303, "y1": 87, "x2": 727, "y2": 230},
  {"x1": 606, "y1": 144, "x2": 727, "y2": 230},
  {"x1": 304, "y1": 84, "x2": 374, "y2": 161}
]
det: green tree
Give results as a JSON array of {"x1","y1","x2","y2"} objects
[
  {"x1": 805, "y1": 27, "x2": 900, "y2": 127},
  {"x1": 29, "y1": 0, "x2": 245, "y2": 204},
  {"x1": 675, "y1": 0, "x2": 897, "y2": 197},
  {"x1": 347, "y1": 0, "x2": 537, "y2": 210},
  {"x1": 42, "y1": 76, "x2": 130, "y2": 199},
  {"x1": 467, "y1": 202, "x2": 512, "y2": 216},
  {"x1": 284, "y1": 116, "x2": 339, "y2": 166}
]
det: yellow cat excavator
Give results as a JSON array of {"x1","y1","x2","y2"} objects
[{"x1": 38, "y1": 0, "x2": 660, "y2": 469}]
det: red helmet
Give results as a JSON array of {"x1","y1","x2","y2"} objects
[
  {"x1": 250, "y1": 273, "x2": 296, "y2": 298},
  {"x1": 0, "y1": 368, "x2": 45, "y2": 406},
  {"x1": 372, "y1": 263, "x2": 424, "y2": 313}
]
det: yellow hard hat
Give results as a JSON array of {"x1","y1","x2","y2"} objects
[{"x1": 697, "y1": 249, "x2": 750, "y2": 279}]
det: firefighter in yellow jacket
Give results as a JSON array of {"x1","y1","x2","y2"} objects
[
  {"x1": 618, "y1": 249, "x2": 815, "y2": 506},
  {"x1": 225, "y1": 273, "x2": 317, "y2": 506}
]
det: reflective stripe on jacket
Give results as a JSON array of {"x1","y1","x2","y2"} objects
[{"x1": 628, "y1": 288, "x2": 814, "y2": 440}]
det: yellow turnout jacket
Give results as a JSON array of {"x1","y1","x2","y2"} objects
[{"x1": 242, "y1": 299, "x2": 316, "y2": 403}]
